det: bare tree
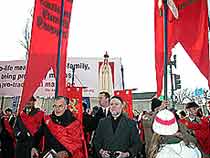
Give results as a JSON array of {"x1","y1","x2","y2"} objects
[
  {"x1": 174, "y1": 88, "x2": 194, "y2": 104},
  {"x1": 174, "y1": 88, "x2": 210, "y2": 105},
  {"x1": 19, "y1": 9, "x2": 33, "y2": 60}
]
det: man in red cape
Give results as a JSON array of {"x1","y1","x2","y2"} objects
[
  {"x1": 179, "y1": 102, "x2": 210, "y2": 158},
  {"x1": 31, "y1": 96, "x2": 84, "y2": 158}
]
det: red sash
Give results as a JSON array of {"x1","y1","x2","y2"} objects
[
  {"x1": 20, "y1": 110, "x2": 44, "y2": 136},
  {"x1": 44, "y1": 115, "x2": 85, "y2": 158}
]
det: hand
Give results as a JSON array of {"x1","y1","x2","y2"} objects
[
  {"x1": 156, "y1": 100, "x2": 169, "y2": 112},
  {"x1": 175, "y1": 132, "x2": 183, "y2": 138},
  {"x1": 86, "y1": 108, "x2": 92, "y2": 115},
  {"x1": 56, "y1": 151, "x2": 69, "y2": 158},
  {"x1": 99, "y1": 149, "x2": 110, "y2": 158},
  {"x1": 31, "y1": 148, "x2": 39, "y2": 158},
  {"x1": 115, "y1": 151, "x2": 130, "y2": 158}
]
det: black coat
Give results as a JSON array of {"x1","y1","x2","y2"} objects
[
  {"x1": 0, "y1": 117, "x2": 14, "y2": 158},
  {"x1": 14, "y1": 108, "x2": 43, "y2": 158},
  {"x1": 83, "y1": 106, "x2": 111, "y2": 132},
  {"x1": 93, "y1": 114, "x2": 142, "y2": 157},
  {"x1": 14, "y1": 115, "x2": 34, "y2": 158}
]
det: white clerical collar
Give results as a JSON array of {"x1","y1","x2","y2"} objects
[{"x1": 101, "y1": 107, "x2": 109, "y2": 116}]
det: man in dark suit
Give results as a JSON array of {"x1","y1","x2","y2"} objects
[
  {"x1": 83, "y1": 91, "x2": 111, "y2": 157},
  {"x1": 83, "y1": 91, "x2": 111, "y2": 132},
  {"x1": 83, "y1": 91, "x2": 111, "y2": 134},
  {"x1": 94, "y1": 96, "x2": 141, "y2": 158},
  {"x1": 91, "y1": 91, "x2": 111, "y2": 129}
]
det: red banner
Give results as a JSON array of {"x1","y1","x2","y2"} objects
[
  {"x1": 66, "y1": 86, "x2": 83, "y2": 121},
  {"x1": 114, "y1": 90, "x2": 133, "y2": 119},
  {"x1": 19, "y1": 0, "x2": 73, "y2": 112},
  {"x1": 155, "y1": 0, "x2": 209, "y2": 96},
  {"x1": 66, "y1": 85, "x2": 88, "y2": 158}
]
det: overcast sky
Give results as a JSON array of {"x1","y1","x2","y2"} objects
[{"x1": 0, "y1": 0, "x2": 208, "y2": 93}]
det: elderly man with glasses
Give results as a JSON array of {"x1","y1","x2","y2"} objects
[{"x1": 31, "y1": 96, "x2": 84, "y2": 158}]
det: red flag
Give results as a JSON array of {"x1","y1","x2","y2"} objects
[
  {"x1": 66, "y1": 85, "x2": 88, "y2": 158},
  {"x1": 155, "y1": 0, "x2": 209, "y2": 96},
  {"x1": 66, "y1": 86, "x2": 83, "y2": 121},
  {"x1": 114, "y1": 90, "x2": 133, "y2": 119},
  {"x1": 19, "y1": 0, "x2": 73, "y2": 112}
]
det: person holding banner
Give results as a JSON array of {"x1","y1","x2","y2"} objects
[
  {"x1": 14, "y1": 96, "x2": 44, "y2": 158},
  {"x1": 93, "y1": 96, "x2": 141, "y2": 158},
  {"x1": 31, "y1": 96, "x2": 84, "y2": 158}
]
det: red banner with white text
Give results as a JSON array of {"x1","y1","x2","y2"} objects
[{"x1": 19, "y1": 0, "x2": 73, "y2": 112}]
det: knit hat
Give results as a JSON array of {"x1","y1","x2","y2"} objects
[
  {"x1": 151, "y1": 98, "x2": 162, "y2": 112},
  {"x1": 153, "y1": 109, "x2": 178, "y2": 135}
]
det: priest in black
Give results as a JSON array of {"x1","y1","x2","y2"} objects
[{"x1": 93, "y1": 96, "x2": 142, "y2": 158}]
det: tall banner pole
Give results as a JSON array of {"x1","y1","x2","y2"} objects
[
  {"x1": 55, "y1": 0, "x2": 65, "y2": 97},
  {"x1": 121, "y1": 64, "x2": 125, "y2": 90},
  {"x1": 72, "y1": 66, "x2": 75, "y2": 86},
  {"x1": 1, "y1": 96, "x2": 4, "y2": 110},
  {"x1": 163, "y1": 0, "x2": 168, "y2": 100}
]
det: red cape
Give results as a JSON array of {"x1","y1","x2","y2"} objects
[
  {"x1": 180, "y1": 117, "x2": 210, "y2": 154},
  {"x1": 20, "y1": 110, "x2": 44, "y2": 136},
  {"x1": 44, "y1": 115, "x2": 85, "y2": 158}
]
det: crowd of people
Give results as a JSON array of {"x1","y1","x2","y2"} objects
[{"x1": 0, "y1": 91, "x2": 209, "y2": 158}]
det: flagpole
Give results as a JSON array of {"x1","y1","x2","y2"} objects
[
  {"x1": 163, "y1": 0, "x2": 168, "y2": 100},
  {"x1": 72, "y1": 66, "x2": 75, "y2": 86},
  {"x1": 121, "y1": 64, "x2": 125, "y2": 90},
  {"x1": 1, "y1": 96, "x2": 4, "y2": 110},
  {"x1": 55, "y1": 0, "x2": 65, "y2": 97}
]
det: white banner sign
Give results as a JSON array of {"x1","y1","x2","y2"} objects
[{"x1": 0, "y1": 58, "x2": 123, "y2": 97}]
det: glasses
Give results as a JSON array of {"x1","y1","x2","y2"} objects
[{"x1": 53, "y1": 104, "x2": 65, "y2": 109}]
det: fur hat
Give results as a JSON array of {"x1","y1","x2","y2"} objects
[{"x1": 152, "y1": 109, "x2": 178, "y2": 135}]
